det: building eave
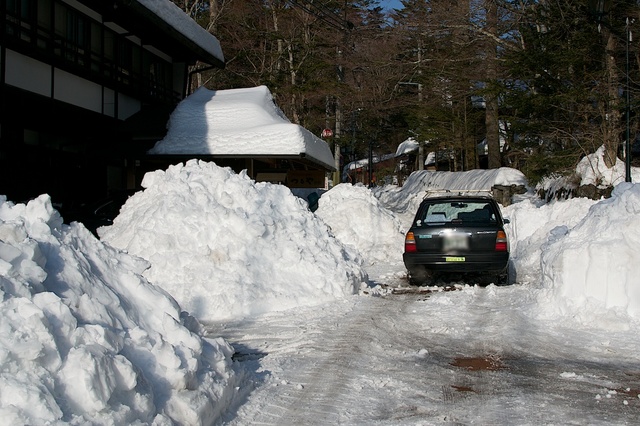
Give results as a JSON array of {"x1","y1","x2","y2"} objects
[
  {"x1": 81, "y1": 0, "x2": 224, "y2": 68},
  {"x1": 146, "y1": 153, "x2": 336, "y2": 173}
]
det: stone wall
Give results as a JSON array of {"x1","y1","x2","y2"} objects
[{"x1": 491, "y1": 185, "x2": 527, "y2": 206}]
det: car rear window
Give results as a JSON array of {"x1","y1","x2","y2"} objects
[{"x1": 418, "y1": 200, "x2": 496, "y2": 226}]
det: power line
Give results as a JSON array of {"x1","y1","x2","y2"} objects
[{"x1": 287, "y1": 0, "x2": 354, "y2": 31}]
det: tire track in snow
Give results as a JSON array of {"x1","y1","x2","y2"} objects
[
  {"x1": 217, "y1": 283, "x2": 640, "y2": 425},
  {"x1": 246, "y1": 296, "x2": 413, "y2": 425}
]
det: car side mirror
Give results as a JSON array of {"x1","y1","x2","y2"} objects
[{"x1": 503, "y1": 218, "x2": 510, "y2": 224}]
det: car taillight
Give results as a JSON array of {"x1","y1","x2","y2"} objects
[
  {"x1": 495, "y1": 230, "x2": 508, "y2": 252},
  {"x1": 405, "y1": 232, "x2": 417, "y2": 253}
]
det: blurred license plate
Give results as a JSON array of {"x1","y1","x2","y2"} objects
[
  {"x1": 446, "y1": 256, "x2": 466, "y2": 262},
  {"x1": 443, "y1": 233, "x2": 469, "y2": 251}
]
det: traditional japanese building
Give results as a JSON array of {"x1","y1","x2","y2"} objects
[{"x1": 1, "y1": 0, "x2": 224, "y2": 205}]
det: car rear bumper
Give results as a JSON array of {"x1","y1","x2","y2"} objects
[{"x1": 403, "y1": 252, "x2": 509, "y2": 273}]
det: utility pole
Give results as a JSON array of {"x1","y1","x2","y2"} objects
[
  {"x1": 334, "y1": 97, "x2": 342, "y2": 185},
  {"x1": 625, "y1": 17, "x2": 632, "y2": 182},
  {"x1": 398, "y1": 82, "x2": 424, "y2": 171}
]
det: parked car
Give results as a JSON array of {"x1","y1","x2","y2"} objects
[
  {"x1": 61, "y1": 190, "x2": 136, "y2": 237},
  {"x1": 403, "y1": 193, "x2": 510, "y2": 285}
]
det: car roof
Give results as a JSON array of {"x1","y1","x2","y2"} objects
[
  {"x1": 423, "y1": 189, "x2": 493, "y2": 198},
  {"x1": 421, "y1": 193, "x2": 496, "y2": 203}
]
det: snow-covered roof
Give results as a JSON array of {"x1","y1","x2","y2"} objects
[
  {"x1": 395, "y1": 138, "x2": 419, "y2": 157},
  {"x1": 394, "y1": 138, "x2": 436, "y2": 166},
  {"x1": 425, "y1": 151, "x2": 436, "y2": 165},
  {"x1": 137, "y1": 0, "x2": 224, "y2": 64},
  {"x1": 149, "y1": 86, "x2": 336, "y2": 171},
  {"x1": 344, "y1": 153, "x2": 395, "y2": 171}
]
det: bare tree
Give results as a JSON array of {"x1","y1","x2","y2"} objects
[{"x1": 485, "y1": 0, "x2": 501, "y2": 169}]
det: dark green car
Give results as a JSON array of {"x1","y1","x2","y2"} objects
[{"x1": 403, "y1": 195, "x2": 510, "y2": 285}]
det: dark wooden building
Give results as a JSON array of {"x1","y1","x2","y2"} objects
[{"x1": 1, "y1": 0, "x2": 224, "y2": 206}]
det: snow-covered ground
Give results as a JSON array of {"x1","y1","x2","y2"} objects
[
  {"x1": 213, "y1": 277, "x2": 640, "y2": 425},
  {"x1": 2, "y1": 146, "x2": 640, "y2": 424}
]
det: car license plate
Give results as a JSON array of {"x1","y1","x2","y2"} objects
[
  {"x1": 445, "y1": 256, "x2": 466, "y2": 262},
  {"x1": 442, "y1": 233, "x2": 469, "y2": 251}
]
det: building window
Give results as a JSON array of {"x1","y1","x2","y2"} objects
[
  {"x1": 6, "y1": 0, "x2": 32, "y2": 20},
  {"x1": 54, "y1": 3, "x2": 89, "y2": 67},
  {"x1": 5, "y1": 0, "x2": 35, "y2": 42},
  {"x1": 5, "y1": 0, "x2": 180, "y2": 105},
  {"x1": 90, "y1": 21, "x2": 102, "y2": 73}
]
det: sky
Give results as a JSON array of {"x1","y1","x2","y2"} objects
[
  {"x1": 379, "y1": 0, "x2": 404, "y2": 12},
  {"x1": 1, "y1": 86, "x2": 640, "y2": 424}
]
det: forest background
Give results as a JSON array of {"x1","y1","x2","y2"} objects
[{"x1": 174, "y1": 0, "x2": 640, "y2": 185}]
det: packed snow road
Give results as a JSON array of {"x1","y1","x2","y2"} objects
[{"x1": 206, "y1": 267, "x2": 640, "y2": 425}]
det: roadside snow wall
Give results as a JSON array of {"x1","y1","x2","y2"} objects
[
  {"x1": 537, "y1": 183, "x2": 640, "y2": 326},
  {"x1": 503, "y1": 182, "x2": 640, "y2": 328}
]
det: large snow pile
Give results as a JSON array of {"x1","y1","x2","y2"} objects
[
  {"x1": 374, "y1": 167, "x2": 528, "y2": 225},
  {"x1": 501, "y1": 146, "x2": 640, "y2": 327},
  {"x1": 100, "y1": 160, "x2": 366, "y2": 322},
  {"x1": 505, "y1": 146, "x2": 640, "y2": 326},
  {"x1": 504, "y1": 183, "x2": 640, "y2": 328},
  {"x1": 537, "y1": 183, "x2": 640, "y2": 325},
  {"x1": 503, "y1": 196, "x2": 597, "y2": 285},
  {"x1": 0, "y1": 195, "x2": 238, "y2": 424},
  {"x1": 315, "y1": 184, "x2": 406, "y2": 265},
  {"x1": 403, "y1": 166, "x2": 527, "y2": 192},
  {"x1": 148, "y1": 86, "x2": 335, "y2": 169}
]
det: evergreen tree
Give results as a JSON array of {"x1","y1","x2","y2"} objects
[
  {"x1": 502, "y1": 0, "x2": 639, "y2": 183},
  {"x1": 172, "y1": 0, "x2": 640, "y2": 183}
]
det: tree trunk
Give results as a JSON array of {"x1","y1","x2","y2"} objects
[
  {"x1": 603, "y1": 26, "x2": 621, "y2": 168},
  {"x1": 208, "y1": 0, "x2": 219, "y2": 33},
  {"x1": 267, "y1": 1, "x2": 284, "y2": 74},
  {"x1": 485, "y1": 0, "x2": 501, "y2": 169}
]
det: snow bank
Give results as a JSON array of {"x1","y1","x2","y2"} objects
[
  {"x1": 503, "y1": 163, "x2": 640, "y2": 326},
  {"x1": 315, "y1": 184, "x2": 406, "y2": 265},
  {"x1": 503, "y1": 147, "x2": 640, "y2": 327},
  {"x1": 0, "y1": 195, "x2": 238, "y2": 424},
  {"x1": 536, "y1": 183, "x2": 640, "y2": 326},
  {"x1": 401, "y1": 167, "x2": 528, "y2": 195},
  {"x1": 538, "y1": 145, "x2": 640, "y2": 196},
  {"x1": 100, "y1": 160, "x2": 366, "y2": 321},
  {"x1": 503, "y1": 196, "x2": 597, "y2": 285}
]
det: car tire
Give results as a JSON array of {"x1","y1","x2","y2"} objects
[
  {"x1": 497, "y1": 262, "x2": 516, "y2": 286},
  {"x1": 408, "y1": 267, "x2": 432, "y2": 286}
]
